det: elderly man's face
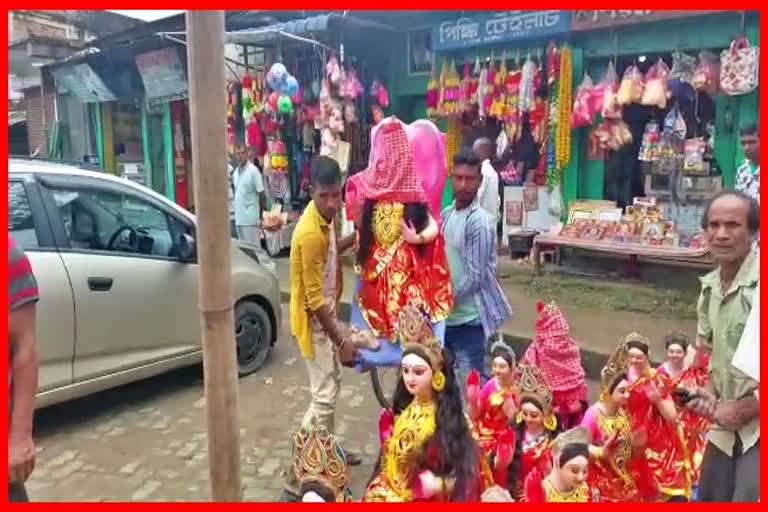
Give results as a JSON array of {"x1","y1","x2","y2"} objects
[{"x1": 704, "y1": 195, "x2": 754, "y2": 264}]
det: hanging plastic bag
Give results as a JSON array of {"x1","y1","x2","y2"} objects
[
  {"x1": 720, "y1": 35, "x2": 759, "y2": 96},
  {"x1": 548, "y1": 184, "x2": 563, "y2": 217},
  {"x1": 518, "y1": 57, "x2": 536, "y2": 113},
  {"x1": 377, "y1": 83, "x2": 390, "y2": 108},
  {"x1": 684, "y1": 138, "x2": 706, "y2": 172},
  {"x1": 692, "y1": 50, "x2": 720, "y2": 97},
  {"x1": 326, "y1": 53, "x2": 343, "y2": 86},
  {"x1": 496, "y1": 129, "x2": 509, "y2": 160},
  {"x1": 667, "y1": 52, "x2": 697, "y2": 102},
  {"x1": 571, "y1": 73, "x2": 596, "y2": 128},
  {"x1": 638, "y1": 121, "x2": 661, "y2": 162},
  {"x1": 617, "y1": 65, "x2": 645, "y2": 105},
  {"x1": 641, "y1": 58, "x2": 670, "y2": 109},
  {"x1": 599, "y1": 62, "x2": 622, "y2": 119}
]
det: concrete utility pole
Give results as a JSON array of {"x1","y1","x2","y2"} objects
[{"x1": 185, "y1": 10, "x2": 242, "y2": 501}]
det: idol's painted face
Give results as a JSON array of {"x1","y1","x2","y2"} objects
[
  {"x1": 401, "y1": 353, "x2": 433, "y2": 398},
  {"x1": 611, "y1": 379, "x2": 630, "y2": 406},
  {"x1": 521, "y1": 401, "x2": 544, "y2": 430},
  {"x1": 492, "y1": 357, "x2": 513, "y2": 383},
  {"x1": 666, "y1": 344, "x2": 686, "y2": 369},
  {"x1": 628, "y1": 347, "x2": 648, "y2": 371},
  {"x1": 558, "y1": 455, "x2": 588, "y2": 489}
]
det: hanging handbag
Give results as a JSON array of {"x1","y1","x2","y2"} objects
[{"x1": 720, "y1": 35, "x2": 759, "y2": 96}]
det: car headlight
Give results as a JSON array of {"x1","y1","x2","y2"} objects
[{"x1": 239, "y1": 246, "x2": 277, "y2": 274}]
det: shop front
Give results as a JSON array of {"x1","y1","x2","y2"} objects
[
  {"x1": 405, "y1": 9, "x2": 759, "y2": 263},
  {"x1": 423, "y1": 10, "x2": 576, "y2": 243},
  {"x1": 548, "y1": 10, "x2": 760, "y2": 257},
  {"x1": 135, "y1": 45, "x2": 192, "y2": 209},
  {"x1": 223, "y1": 13, "x2": 397, "y2": 254}
]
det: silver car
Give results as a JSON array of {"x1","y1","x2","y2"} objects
[{"x1": 8, "y1": 158, "x2": 281, "y2": 408}]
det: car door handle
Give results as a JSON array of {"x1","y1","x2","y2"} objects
[{"x1": 87, "y1": 277, "x2": 113, "y2": 291}]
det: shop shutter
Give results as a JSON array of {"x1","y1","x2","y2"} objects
[
  {"x1": 22, "y1": 77, "x2": 56, "y2": 157},
  {"x1": 24, "y1": 88, "x2": 45, "y2": 156}
]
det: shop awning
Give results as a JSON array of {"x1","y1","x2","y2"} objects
[{"x1": 225, "y1": 13, "x2": 396, "y2": 46}]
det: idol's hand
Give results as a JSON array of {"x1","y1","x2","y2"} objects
[{"x1": 400, "y1": 220, "x2": 421, "y2": 245}]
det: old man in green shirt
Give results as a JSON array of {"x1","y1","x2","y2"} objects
[{"x1": 689, "y1": 190, "x2": 760, "y2": 502}]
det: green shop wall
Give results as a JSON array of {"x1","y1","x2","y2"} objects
[{"x1": 574, "y1": 11, "x2": 760, "y2": 199}]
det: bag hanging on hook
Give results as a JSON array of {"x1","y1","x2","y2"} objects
[{"x1": 720, "y1": 34, "x2": 759, "y2": 96}]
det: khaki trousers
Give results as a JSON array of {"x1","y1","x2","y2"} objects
[{"x1": 301, "y1": 332, "x2": 341, "y2": 434}]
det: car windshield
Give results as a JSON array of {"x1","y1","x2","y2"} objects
[{"x1": 51, "y1": 187, "x2": 175, "y2": 256}]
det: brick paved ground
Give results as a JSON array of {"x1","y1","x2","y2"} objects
[
  {"x1": 27, "y1": 307, "x2": 381, "y2": 502},
  {"x1": 26, "y1": 306, "x2": 597, "y2": 502}
]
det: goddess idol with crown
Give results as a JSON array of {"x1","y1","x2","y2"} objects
[
  {"x1": 290, "y1": 423, "x2": 352, "y2": 502},
  {"x1": 581, "y1": 343, "x2": 657, "y2": 502},
  {"x1": 465, "y1": 342, "x2": 518, "y2": 494},
  {"x1": 509, "y1": 363, "x2": 560, "y2": 502},
  {"x1": 362, "y1": 301, "x2": 494, "y2": 502},
  {"x1": 523, "y1": 427, "x2": 593, "y2": 502},
  {"x1": 345, "y1": 117, "x2": 452, "y2": 369}
]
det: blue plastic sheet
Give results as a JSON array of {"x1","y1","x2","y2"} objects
[{"x1": 349, "y1": 278, "x2": 445, "y2": 372}]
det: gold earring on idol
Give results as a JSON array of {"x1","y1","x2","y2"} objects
[
  {"x1": 598, "y1": 390, "x2": 609, "y2": 403},
  {"x1": 543, "y1": 414, "x2": 557, "y2": 432},
  {"x1": 431, "y1": 371, "x2": 446, "y2": 392},
  {"x1": 516, "y1": 410, "x2": 524, "y2": 424}
]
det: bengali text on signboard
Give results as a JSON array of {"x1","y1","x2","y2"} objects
[
  {"x1": 571, "y1": 10, "x2": 720, "y2": 31},
  {"x1": 432, "y1": 10, "x2": 571, "y2": 52}
]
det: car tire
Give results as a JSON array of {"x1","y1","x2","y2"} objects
[{"x1": 234, "y1": 300, "x2": 273, "y2": 376}]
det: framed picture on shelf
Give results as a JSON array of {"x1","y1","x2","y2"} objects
[
  {"x1": 596, "y1": 208, "x2": 623, "y2": 223},
  {"x1": 567, "y1": 208, "x2": 594, "y2": 224},
  {"x1": 506, "y1": 200, "x2": 523, "y2": 226},
  {"x1": 523, "y1": 187, "x2": 539, "y2": 212}
]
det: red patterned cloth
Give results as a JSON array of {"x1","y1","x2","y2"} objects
[
  {"x1": 349, "y1": 118, "x2": 427, "y2": 204},
  {"x1": 522, "y1": 302, "x2": 587, "y2": 406}
]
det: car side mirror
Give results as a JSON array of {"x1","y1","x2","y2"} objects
[{"x1": 178, "y1": 233, "x2": 196, "y2": 262}]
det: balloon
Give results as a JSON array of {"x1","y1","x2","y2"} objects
[
  {"x1": 285, "y1": 76, "x2": 299, "y2": 97},
  {"x1": 368, "y1": 117, "x2": 446, "y2": 218},
  {"x1": 292, "y1": 87, "x2": 303, "y2": 105},
  {"x1": 268, "y1": 62, "x2": 287, "y2": 79},
  {"x1": 277, "y1": 95, "x2": 293, "y2": 114},
  {"x1": 268, "y1": 92, "x2": 280, "y2": 112},
  {"x1": 267, "y1": 62, "x2": 288, "y2": 91}
]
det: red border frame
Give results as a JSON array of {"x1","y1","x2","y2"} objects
[{"x1": 2, "y1": 3, "x2": 765, "y2": 508}]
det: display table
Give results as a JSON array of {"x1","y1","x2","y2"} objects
[{"x1": 531, "y1": 233, "x2": 712, "y2": 276}]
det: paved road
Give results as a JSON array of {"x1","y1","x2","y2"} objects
[{"x1": 26, "y1": 307, "x2": 597, "y2": 502}]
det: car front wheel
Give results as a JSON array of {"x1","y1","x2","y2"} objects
[{"x1": 234, "y1": 300, "x2": 273, "y2": 376}]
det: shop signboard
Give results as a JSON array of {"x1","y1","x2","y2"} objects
[
  {"x1": 136, "y1": 47, "x2": 189, "y2": 106},
  {"x1": 571, "y1": 10, "x2": 720, "y2": 31},
  {"x1": 432, "y1": 10, "x2": 571, "y2": 52},
  {"x1": 51, "y1": 63, "x2": 116, "y2": 103}
]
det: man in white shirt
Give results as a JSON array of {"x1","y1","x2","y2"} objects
[
  {"x1": 227, "y1": 160, "x2": 237, "y2": 238},
  {"x1": 233, "y1": 145, "x2": 267, "y2": 245},
  {"x1": 473, "y1": 138, "x2": 500, "y2": 224}
]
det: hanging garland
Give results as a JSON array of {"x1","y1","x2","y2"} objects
[
  {"x1": 555, "y1": 46, "x2": 573, "y2": 171},
  {"x1": 226, "y1": 82, "x2": 237, "y2": 154},
  {"x1": 446, "y1": 117, "x2": 461, "y2": 176},
  {"x1": 545, "y1": 49, "x2": 560, "y2": 189}
]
